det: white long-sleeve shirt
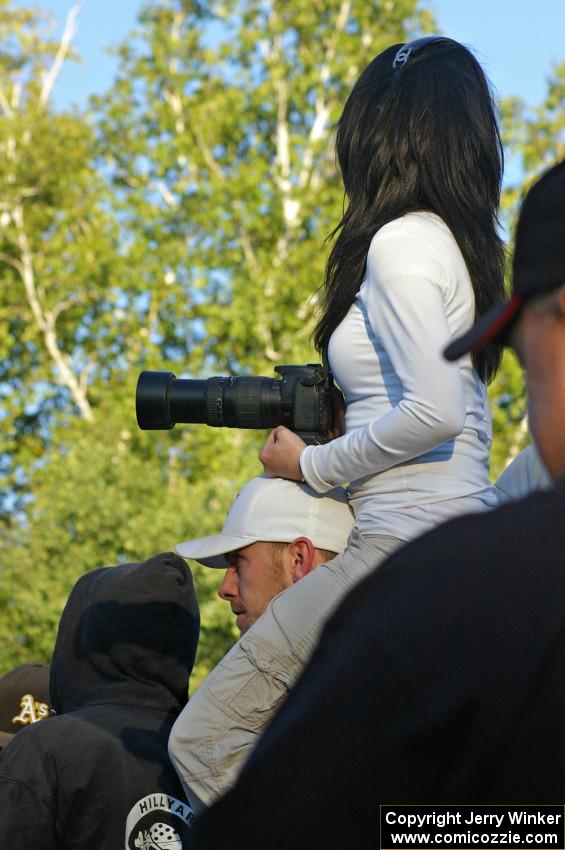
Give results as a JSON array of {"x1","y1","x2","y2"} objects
[
  {"x1": 495, "y1": 444, "x2": 552, "y2": 503},
  {"x1": 300, "y1": 211, "x2": 498, "y2": 542}
]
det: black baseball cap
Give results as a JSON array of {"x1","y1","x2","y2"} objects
[
  {"x1": 444, "y1": 159, "x2": 565, "y2": 361},
  {"x1": 0, "y1": 663, "x2": 51, "y2": 749}
]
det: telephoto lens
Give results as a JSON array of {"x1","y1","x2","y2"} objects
[
  {"x1": 136, "y1": 371, "x2": 284, "y2": 431},
  {"x1": 135, "y1": 364, "x2": 332, "y2": 444}
]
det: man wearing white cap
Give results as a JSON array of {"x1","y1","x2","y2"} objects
[
  {"x1": 169, "y1": 475, "x2": 354, "y2": 807},
  {"x1": 176, "y1": 476, "x2": 350, "y2": 637}
]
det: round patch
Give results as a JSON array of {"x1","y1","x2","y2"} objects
[{"x1": 125, "y1": 794, "x2": 194, "y2": 849}]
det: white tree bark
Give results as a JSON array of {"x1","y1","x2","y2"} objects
[
  {"x1": 12, "y1": 205, "x2": 94, "y2": 421},
  {"x1": 0, "y1": 3, "x2": 94, "y2": 420},
  {"x1": 40, "y1": 4, "x2": 82, "y2": 106}
]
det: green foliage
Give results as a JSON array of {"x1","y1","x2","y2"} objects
[
  {"x1": 2, "y1": 0, "x2": 431, "y2": 676},
  {"x1": 92, "y1": 0, "x2": 432, "y2": 371},
  {"x1": 0, "y1": 2, "x2": 123, "y2": 525},
  {"x1": 489, "y1": 349, "x2": 527, "y2": 478},
  {"x1": 0, "y1": 0, "x2": 563, "y2": 682},
  {"x1": 0, "y1": 401, "x2": 259, "y2": 684}
]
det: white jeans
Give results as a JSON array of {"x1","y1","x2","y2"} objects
[{"x1": 169, "y1": 529, "x2": 403, "y2": 812}]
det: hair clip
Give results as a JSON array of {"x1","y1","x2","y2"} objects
[{"x1": 392, "y1": 46, "x2": 412, "y2": 69}]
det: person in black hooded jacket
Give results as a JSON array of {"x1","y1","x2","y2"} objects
[{"x1": 0, "y1": 552, "x2": 200, "y2": 850}]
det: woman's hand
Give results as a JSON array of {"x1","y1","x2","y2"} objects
[{"x1": 259, "y1": 426, "x2": 306, "y2": 481}]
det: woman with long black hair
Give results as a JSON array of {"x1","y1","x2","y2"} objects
[
  {"x1": 262, "y1": 35, "x2": 505, "y2": 544},
  {"x1": 169, "y1": 37, "x2": 506, "y2": 812}
]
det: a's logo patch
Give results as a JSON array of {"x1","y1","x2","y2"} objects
[
  {"x1": 125, "y1": 794, "x2": 194, "y2": 850},
  {"x1": 12, "y1": 693, "x2": 50, "y2": 727}
]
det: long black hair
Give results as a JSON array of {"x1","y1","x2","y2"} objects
[{"x1": 314, "y1": 38, "x2": 505, "y2": 384}]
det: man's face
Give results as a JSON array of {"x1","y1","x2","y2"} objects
[
  {"x1": 512, "y1": 290, "x2": 565, "y2": 479},
  {"x1": 218, "y1": 541, "x2": 294, "y2": 635}
]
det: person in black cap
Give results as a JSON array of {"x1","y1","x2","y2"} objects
[
  {"x1": 0, "y1": 553, "x2": 200, "y2": 849},
  {"x1": 191, "y1": 160, "x2": 565, "y2": 850},
  {"x1": 0, "y1": 663, "x2": 51, "y2": 751}
]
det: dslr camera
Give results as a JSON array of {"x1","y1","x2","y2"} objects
[{"x1": 136, "y1": 364, "x2": 334, "y2": 445}]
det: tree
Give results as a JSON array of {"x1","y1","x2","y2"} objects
[
  {"x1": 1, "y1": 0, "x2": 562, "y2": 681},
  {"x1": 92, "y1": 0, "x2": 434, "y2": 372},
  {"x1": 0, "y1": 0, "x2": 433, "y2": 680},
  {"x1": 0, "y1": 2, "x2": 120, "y2": 512}
]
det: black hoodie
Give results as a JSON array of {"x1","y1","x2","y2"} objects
[{"x1": 0, "y1": 552, "x2": 199, "y2": 849}]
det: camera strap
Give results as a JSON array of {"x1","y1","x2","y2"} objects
[
  {"x1": 322, "y1": 346, "x2": 334, "y2": 386},
  {"x1": 299, "y1": 349, "x2": 332, "y2": 388},
  {"x1": 321, "y1": 346, "x2": 329, "y2": 379}
]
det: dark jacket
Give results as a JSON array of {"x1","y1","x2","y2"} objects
[
  {"x1": 194, "y1": 484, "x2": 565, "y2": 850},
  {"x1": 0, "y1": 552, "x2": 199, "y2": 850}
]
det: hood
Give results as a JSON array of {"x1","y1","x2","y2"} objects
[{"x1": 50, "y1": 552, "x2": 200, "y2": 715}]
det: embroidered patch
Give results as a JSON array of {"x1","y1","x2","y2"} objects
[
  {"x1": 125, "y1": 794, "x2": 194, "y2": 849},
  {"x1": 12, "y1": 693, "x2": 51, "y2": 727}
]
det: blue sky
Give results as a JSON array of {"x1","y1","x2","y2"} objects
[
  {"x1": 13, "y1": 0, "x2": 565, "y2": 110},
  {"x1": 429, "y1": 0, "x2": 565, "y2": 106}
]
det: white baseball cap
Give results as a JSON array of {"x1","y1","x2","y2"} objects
[{"x1": 176, "y1": 475, "x2": 354, "y2": 568}]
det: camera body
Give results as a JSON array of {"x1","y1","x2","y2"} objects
[{"x1": 136, "y1": 364, "x2": 333, "y2": 445}]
